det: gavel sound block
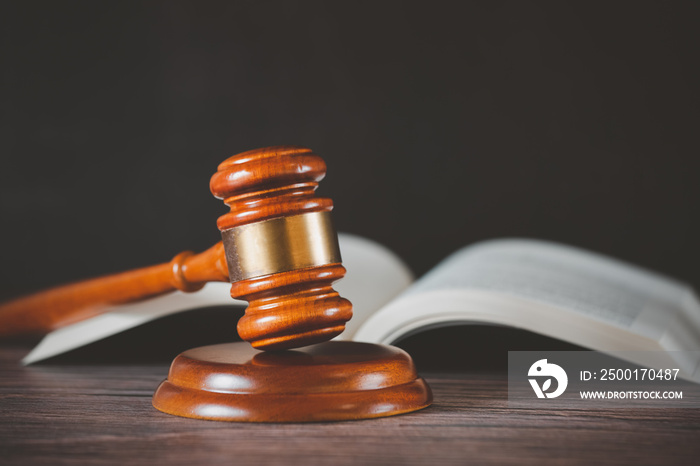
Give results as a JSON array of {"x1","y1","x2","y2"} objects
[
  {"x1": 0, "y1": 146, "x2": 431, "y2": 422},
  {"x1": 153, "y1": 146, "x2": 431, "y2": 422}
]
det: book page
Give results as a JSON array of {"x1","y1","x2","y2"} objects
[
  {"x1": 355, "y1": 239, "x2": 700, "y2": 355},
  {"x1": 23, "y1": 233, "x2": 413, "y2": 364},
  {"x1": 405, "y1": 239, "x2": 697, "y2": 330}
]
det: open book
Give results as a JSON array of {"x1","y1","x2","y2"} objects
[{"x1": 24, "y1": 235, "x2": 700, "y2": 381}]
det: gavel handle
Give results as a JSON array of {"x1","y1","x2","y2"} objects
[{"x1": 0, "y1": 242, "x2": 229, "y2": 338}]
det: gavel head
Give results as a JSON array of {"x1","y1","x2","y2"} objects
[{"x1": 210, "y1": 146, "x2": 353, "y2": 351}]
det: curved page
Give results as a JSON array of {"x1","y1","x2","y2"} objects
[{"x1": 353, "y1": 239, "x2": 700, "y2": 378}]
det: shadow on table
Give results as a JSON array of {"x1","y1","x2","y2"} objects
[
  {"x1": 36, "y1": 306, "x2": 245, "y2": 365},
  {"x1": 33, "y1": 310, "x2": 583, "y2": 372},
  {"x1": 395, "y1": 325, "x2": 585, "y2": 372}
]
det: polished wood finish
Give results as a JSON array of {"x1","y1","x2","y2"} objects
[
  {"x1": 1, "y1": 145, "x2": 430, "y2": 424},
  {"x1": 153, "y1": 341, "x2": 432, "y2": 422},
  {"x1": 210, "y1": 146, "x2": 333, "y2": 229},
  {"x1": 0, "y1": 242, "x2": 228, "y2": 337},
  {"x1": 211, "y1": 146, "x2": 352, "y2": 351},
  {"x1": 0, "y1": 146, "x2": 352, "y2": 350},
  {"x1": 152, "y1": 146, "x2": 430, "y2": 422},
  {"x1": 3, "y1": 344, "x2": 699, "y2": 465}
]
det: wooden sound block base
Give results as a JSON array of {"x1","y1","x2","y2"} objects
[{"x1": 152, "y1": 341, "x2": 432, "y2": 422}]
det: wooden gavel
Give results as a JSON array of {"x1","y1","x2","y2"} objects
[{"x1": 0, "y1": 146, "x2": 352, "y2": 351}]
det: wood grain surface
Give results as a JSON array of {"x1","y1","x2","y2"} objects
[{"x1": 1, "y1": 344, "x2": 699, "y2": 466}]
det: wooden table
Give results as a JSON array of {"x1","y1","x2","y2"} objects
[{"x1": 1, "y1": 344, "x2": 699, "y2": 465}]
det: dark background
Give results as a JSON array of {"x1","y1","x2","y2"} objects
[{"x1": 1, "y1": 1, "x2": 698, "y2": 348}]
